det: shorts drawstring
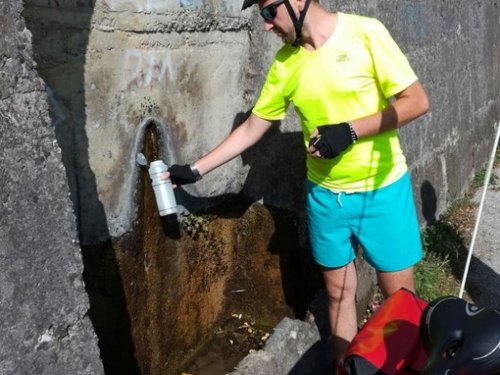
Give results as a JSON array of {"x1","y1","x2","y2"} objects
[{"x1": 331, "y1": 190, "x2": 354, "y2": 207}]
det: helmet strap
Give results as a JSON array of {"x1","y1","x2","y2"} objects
[{"x1": 284, "y1": 0, "x2": 311, "y2": 47}]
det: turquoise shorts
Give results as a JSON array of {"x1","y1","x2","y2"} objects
[{"x1": 306, "y1": 172, "x2": 423, "y2": 271}]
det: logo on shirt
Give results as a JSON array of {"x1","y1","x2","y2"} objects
[{"x1": 336, "y1": 53, "x2": 350, "y2": 62}]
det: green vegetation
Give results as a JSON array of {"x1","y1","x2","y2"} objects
[
  {"x1": 416, "y1": 207, "x2": 472, "y2": 302},
  {"x1": 414, "y1": 147, "x2": 500, "y2": 302},
  {"x1": 471, "y1": 167, "x2": 497, "y2": 191},
  {"x1": 180, "y1": 213, "x2": 211, "y2": 239}
]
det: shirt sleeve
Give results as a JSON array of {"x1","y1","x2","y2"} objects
[
  {"x1": 252, "y1": 59, "x2": 290, "y2": 121},
  {"x1": 366, "y1": 18, "x2": 418, "y2": 98}
]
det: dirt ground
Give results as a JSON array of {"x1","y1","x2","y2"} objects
[{"x1": 181, "y1": 313, "x2": 272, "y2": 375}]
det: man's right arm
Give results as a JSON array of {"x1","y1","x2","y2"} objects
[{"x1": 164, "y1": 113, "x2": 274, "y2": 185}]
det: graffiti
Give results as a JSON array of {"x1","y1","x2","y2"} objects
[
  {"x1": 401, "y1": 3, "x2": 426, "y2": 41},
  {"x1": 122, "y1": 49, "x2": 174, "y2": 91}
]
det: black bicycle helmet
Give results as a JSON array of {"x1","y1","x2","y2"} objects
[
  {"x1": 241, "y1": 0, "x2": 311, "y2": 46},
  {"x1": 420, "y1": 296, "x2": 500, "y2": 375},
  {"x1": 241, "y1": 0, "x2": 258, "y2": 10}
]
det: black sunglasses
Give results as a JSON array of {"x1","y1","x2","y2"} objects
[{"x1": 260, "y1": 0, "x2": 286, "y2": 21}]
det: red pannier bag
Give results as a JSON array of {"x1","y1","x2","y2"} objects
[{"x1": 338, "y1": 288, "x2": 428, "y2": 375}]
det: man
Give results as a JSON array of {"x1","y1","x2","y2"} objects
[{"x1": 163, "y1": 0, "x2": 430, "y2": 366}]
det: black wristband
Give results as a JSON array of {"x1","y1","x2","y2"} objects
[{"x1": 347, "y1": 121, "x2": 358, "y2": 142}]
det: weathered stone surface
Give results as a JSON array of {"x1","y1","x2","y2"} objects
[
  {"x1": 0, "y1": 1, "x2": 104, "y2": 374},
  {"x1": 3, "y1": 0, "x2": 499, "y2": 374}
]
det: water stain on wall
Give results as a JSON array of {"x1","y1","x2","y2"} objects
[{"x1": 82, "y1": 127, "x2": 322, "y2": 375}]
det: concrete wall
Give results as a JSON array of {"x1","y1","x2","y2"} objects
[
  {"x1": 22, "y1": 0, "x2": 500, "y2": 247},
  {"x1": 0, "y1": 1, "x2": 104, "y2": 374},
  {"x1": 24, "y1": 0, "x2": 258, "y2": 245},
  {"x1": 4, "y1": 0, "x2": 500, "y2": 374}
]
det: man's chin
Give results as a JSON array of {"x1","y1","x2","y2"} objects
[{"x1": 277, "y1": 35, "x2": 292, "y2": 44}]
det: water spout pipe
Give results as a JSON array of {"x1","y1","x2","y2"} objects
[
  {"x1": 126, "y1": 117, "x2": 179, "y2": 222},
  {"x1": 130, "y1": 117, "x2": 176, "y2": 167}
]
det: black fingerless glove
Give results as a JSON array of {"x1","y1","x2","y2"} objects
[
  {"x1": 168, "y1": 164, "x2": 201, "y2": 185},
  {"x1": 309, "y1": 122, "x2": 356, "y2": 159}
]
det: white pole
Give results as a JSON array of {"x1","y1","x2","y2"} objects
[{"x1": 459, "y1": 122, "x2": 500, "y2": 298}]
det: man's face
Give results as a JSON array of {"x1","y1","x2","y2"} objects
[{"x1": 259, "y1": 0, "x2": 296, "y2": 44}]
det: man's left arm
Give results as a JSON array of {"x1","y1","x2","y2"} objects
[{"x1": 351, "y1": 80, "x2": 430, "y2": 139}]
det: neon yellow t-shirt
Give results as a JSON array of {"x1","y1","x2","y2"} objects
[{"x1": 252, "y1": 12, "x2": 418, "y2": 192}]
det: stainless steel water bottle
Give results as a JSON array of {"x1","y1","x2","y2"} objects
[{"x1": 148, "y1": 160, "x2": 178, "y2": 216}]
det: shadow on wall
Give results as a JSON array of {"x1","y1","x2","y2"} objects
[
  {"x1": 175, "y1": 110, "x2": 322, "y2": 320},
  {"x1": 176, "y1": 110, "x2": 308, "y2": 213},
  {"x1": 22, "y1": 2, "x2": 141, "y2": 375},
  {"x1": 420, "y1": 180, "x2": 437, "y2": 225}
]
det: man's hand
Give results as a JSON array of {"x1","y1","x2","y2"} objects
[
  {"x1": 161, "y1": 164, "x2": 199, "y2": 186},
  {"x1": 308, "y1": 123, "x2": 355, "y2": 159}
]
